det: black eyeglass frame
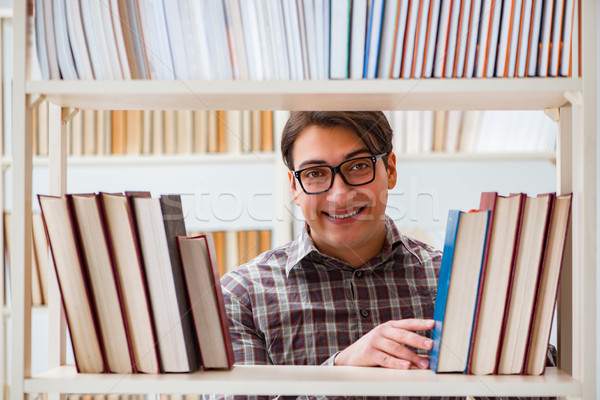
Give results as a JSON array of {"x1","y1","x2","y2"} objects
[{"x1": 293, "y1": 153, "x2": 388, "y2": 195}]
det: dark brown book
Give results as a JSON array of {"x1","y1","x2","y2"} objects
[
  {"x1": 69, "y1": 193, "x2": 134, "y2": 374},
  {"x1": 468, "y1": 192, "x2": 525, "y2": 375},
  {"x1": 38, "y1": 195, "x2": 106, "y2": 373},
  {"x1": 99, "y1": 192, "x2": 160, "y2": 373},
  {"x1": 177, "y1": 234, "x2": 235, "y2": 369},
  {"x1": 525, "y1": 193, "x2": 572, "y2": 375}
]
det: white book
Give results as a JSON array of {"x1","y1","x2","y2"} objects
[
  {"x1": 391, "y1": 0, "x2": 410, "y2": 78},
  {"x1": 421, "y1": 111, "x2": 435, "y2": 153},
  {"x1": 186, "y1": 1, "x2": 214, "y2": 80},
  {"x1": 225, "y1": 230, "x2": 239, "y2": 273},
  {"x1": 34, "y1": 0, "x2": 50, "y2": 79},
  {"x1": 163, "y1": 1, "x2": 190, "y2": 80},
  {"x1": 80, "y1": 0, "x2": 108, "y2": 79},
  {"x1": 43, "y1": 0, "x2": 61, "y2": 79},
  {"x1": 313, "y1": 0, "x2": 326, "y2": 79},
  {"x1": 238, "y1": 0, "x2": 264, "y2": 80},
  {"x1": 223, "y1": 0, "x2": 249, "y2": 80},
  {"x1": 443, "y1": 0, "x2": 462, "y2": 78},
  {"x1": 87, "y1": 0, "x2": 118, "y2": 79},
  {"x1": 390, "y1": 111, "x2": 406, "y2": 154},
  {"x1": 412, "y1": 0, "x2": 432, "y2": 78},
  {"x1": 484, "y1": 0, "x2": 503, "y2": 78},
  {"x1": 211, "y1": 0, "x2": 234, "y2": 80},
  {"x1": 464, "y1": 0, "x2": 482, "y2": 78},
  {"x1": 52, "y1": 0, "x2": 78, "y2": 79},
  {"x1": 226, "y1": 111, "x2": 243, "y2": 154},
  {"x1": 454, "y1": 0, "x2": 471, "y2": 78},
  {"x1": 424, "y1": 0, "x2": 442, "y2": 78},
  {"x1": 97, "y1": 0, "x2": 123, "y2": 79},
  {"x1": 330, "y1": 0, "x2": 351, "y2": 79},
  {"x1": 474, "y1": 0, "x2": 492, "y2": 78},
  {"x1": 401, "y1": 0, "x2": 421, "y2": 79},
  {"x1": 268, "y1": 0, "x2": 291, "y2": 80},
  {"x1": 282, "y1": 0, "x2": 305, "y2": 80},
  {"x1": 137, "y1": 0, "x2": 174, "y2": 79},
  {"x1": 241, "y1": 110, "x2": 252, "y2": 152},
  {"x1": 108, "y1": 0, "x2": 132, "y2": 79},
  {"x1": 559, "y1": 0, "x2": 575, "y2": 77},
  {"x1": 548, "y1": 0, "x2": 565, "y2": 77},
  {"x1": 254, "y1": 0, "x2": 276, "y2": 80},
  {"x1": 526, "y1": 0, "x2": 543, "y2": 76},
  {"x1": 349, "y1": 0, "x2": 368, "y2": 79},
  {"x1": 516, "y1": 0, "x2": 533, "y2": 78},
  {"x1": 296, "y1": 0, "x2": 312, "y2": 79},
  {"x1": 495, "y1": 0, "x2": 514, "y2": 77},
  {"x1": 536, "y1": 0, "x2": 554, "y2": 77},
  {"x1": 320, "y1": 0, "x2": 331, "y2": 80},
  {"x1": 376, "y1": 0, "x2": 399, "y2": 78},
  {"x1": 365, "y1": 0, "x2": 384, "y2": 79},
  {"x1": 301, "y1": 0, "x2": 319, "y2": 80},
  {"x1": 405, "y1": 111, "x2": 420, "y2": 154},
  {"x1": 433, "y1": 0, "x2": 452, "y2": 78},
  {"x1": 506, "y1": 0, "x2": 523, "y2": 78}
]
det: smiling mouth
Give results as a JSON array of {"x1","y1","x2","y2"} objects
[{"x1": 324, "y1": 207, "x2": 365, "y2": 219}]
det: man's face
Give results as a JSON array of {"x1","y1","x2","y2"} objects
[{"x1": 289, "y1": 125, "x2": 397, "y2": 262}]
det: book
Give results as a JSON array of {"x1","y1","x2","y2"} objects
[
  {"x1": 34, "y1": 0, "x2": 50, "y2": 80},
  {"x1": 559, "y1": 0, "x2": 575, "y2": 77},
  {"x1": 69, "y1": 194, "x2": 134, "y2": 374},
  {"x1": 349, "y1": 0, "x2": 368, "y2": 79},
  {"x1": 548, "y1": 0, "x2": 565, "y2": 77},
  {"x1": 163, "y1": 1, "x2": 190, "y2": 80},
  {"x1": 131, "y1": 195, "x2": 199, "y2": 372},
  {"x1": 515, "y1": 0, "x2": 534, "y2": 77},
  {"x1": 96, "y1": 0, "x2": 124, "y2": 79},
  {"x1": 536, "y1": 0, "x2": 554, "y2": 77},
  {"x1": 484, "y1": 0, "x2": 503, "y2": 77},
  {"x1": 42, "y1": 0, "x2": 61, "y2": 79},
  {"x1": 177, "y1": 234, "x2": 235, "y2": 369},
  {"x1": 452, "y1": 0, "x2": 471, "y2": 78},
  {"x1": 99, "y1": 192, "x2": 160, "y2": 374},
  {"x1": 423, "y1": 0, "x2": 442, "y2": 78},
  {"x1": 261, "y1": 111, "x2": 274, "y2": 152},
  {"x1": 108, "y1": 0, "x2": 132, "y2": 79},
  {"x1": 224, "y1": 0, "x2": 250, "y2": 80},
  {"x1": 468, "y1": 192, "x2": 525, "y2": 375},
  {"x1": 526, "y1": 0, "x2": 543, "y2": 77},
  {"x1": 430, "y1": 209, "x2": 489, "y2": 373},
  {"x1": 136, "y1": 0, "x2": 174, "y2": 79},
  {"x1": 32, "y1": 212, "x2": 50, "y2": 304},
  {"x1": 364, "y1": 0, "x2": 384, "y2": 79},
  {"x1": 117, "y1": 0, "x2": 150, "y2": 79},
  {"x1": 432, "y1": 0, "x2": 452, "y2": 78},
  {"x1": 329, "y1": 0, "x2": 351, "y2": 79},
  {"x1": 401, "y1": 0, "x2": 420, "y2": 79},
  {"x1": 525, "y1": 194, "x2": 573, "y2": 375},
  {"x1": 390, "y1": 0, "x2": 410, "y2": 78},
  {"x1": 497, "y1": 193, "x2": 553, "y2": 374},
  {"x1": 52, "y1": 0, "x2": 78, "y2": 79},
  {"x1": 463, "y1": 0, "x2": 482, "y2": 78},
  {"x1": 38, "y1": 195, "x2": 106, "y2": 373},
  {"x1": 412, "y1": 0, "x2": 432, "y2": 78}
]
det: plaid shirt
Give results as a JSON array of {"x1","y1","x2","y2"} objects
[{"x1": 216, "y1": 217, "x2": 554, "y2": 400}]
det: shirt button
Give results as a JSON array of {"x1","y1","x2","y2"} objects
[
  {"x1": 360, "y1": 309, "x2": 369, "y2": 318},
  {"x1": 356, "y1": 270, "x2": 362, "y2": 278}
]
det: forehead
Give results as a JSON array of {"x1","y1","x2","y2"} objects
[{"x1": 292, "y1": 125, "x2": 368, "y2": 165}]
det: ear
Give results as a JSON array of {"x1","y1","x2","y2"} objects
[
  {"x1": 288, "y1": 170, "x2": 301, "y2": 206},
  {"x1": 386, "y1": 152, "x2": 397, "y2": 190}
]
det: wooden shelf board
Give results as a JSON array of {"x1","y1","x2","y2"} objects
[
  {"x1": 26, "y1": 79, "x2": 582, "y2": 111},
  {"x1": 24, "y1": 365, "x2": 581, "y2": 397}
]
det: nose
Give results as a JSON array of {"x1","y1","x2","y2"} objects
[{"x1": 326, "y1": 172, "x2": 351, "y2": 201}]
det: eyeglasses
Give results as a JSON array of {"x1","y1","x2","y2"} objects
[{"x1": 293, "y1": 153, "x2": 387, "y2": 195}]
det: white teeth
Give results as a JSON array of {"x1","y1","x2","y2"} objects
[{"x1": 328, "y1": 208, "x2": 361, "y2": 219}]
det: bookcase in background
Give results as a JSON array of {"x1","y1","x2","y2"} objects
[{"x1": 8, "y1": 4, "x2": 598, "y2": 400}]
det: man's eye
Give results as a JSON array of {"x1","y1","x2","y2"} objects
[
  {"x1": 350, "y1": 162, "x2": 369, "y2": 171},
  {"x1": 305, "y1": 170, "x2": 325, "y2": 179}
]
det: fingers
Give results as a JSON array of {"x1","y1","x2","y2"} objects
[
  {"x1": 375, "y1": 338, "x2": 430, "y2": 369},
  {"x1": 387, "y1": 319, "x2": 436, "y2": 332},
  {"x1": 377, "y1": 321, "x2": 434, "y2": 351}
]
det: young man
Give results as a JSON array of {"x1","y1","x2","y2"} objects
[
  {"x1": 221, "y1": 111, "x2": 439, "y2": 373},
  {"x1": 218, "y1": 111, "x2": 555, "y2": 400}
]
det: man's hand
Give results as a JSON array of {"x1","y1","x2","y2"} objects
[{"x1": 334, "y1": 319, "x2": 435, "y2": 369}]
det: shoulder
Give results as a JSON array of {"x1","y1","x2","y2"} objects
[{"x1": 400, "y1": 234, "x2": 442, "y2": 272}]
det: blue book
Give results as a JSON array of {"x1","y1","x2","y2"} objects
[
  {"x1": 363, "y1": 0, "x2": 385, "y2": 78},
  {"x1": 430, "y1": 209, "x2": 489, "y2": 373}
]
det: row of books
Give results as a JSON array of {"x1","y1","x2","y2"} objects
[
  {"x1": 205, "y1": 229, "x2": 272, "y2": 277},
  {"x1": 38, "y1": 192, "x2": 235, "y2": 373},
  {"x1": 65, "y1": 396, "x2": 202, "y2": 400},
  {"x1": 430, "y1": 191, "x2": 571, "y2": 375},
  {"x1": 31, "y1": 103, "x2": 275, "y2": 156},
  {"x1": 386, "y1": 110, "x2": 556, "y2": 154},
  {"x1": 4, "y1": 212, "x2": 49, "y2": 306},
  {"x1": 33, "y1": 0, "x2": 576, "y2": 81}
]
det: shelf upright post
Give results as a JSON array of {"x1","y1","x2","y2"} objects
[
  {"x1": 47, "y1": 103, "x2": 68, "y2": 400},
  {"x1": 578, "y1": 0, "x2": 597, "y2": 398},
  {"x1": 11, "y1": 1, "x2": 33, "y2": 400},
  {"x1": 0, "y1": 13, "x2": 6, "y2": 400},
  {"x1": 556, "y1": 104, "x2": 573, "y2": 377}
]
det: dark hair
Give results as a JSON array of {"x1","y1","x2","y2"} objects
[{"x1": 280, "y1": 111, "x2": 393, "y2": 170}]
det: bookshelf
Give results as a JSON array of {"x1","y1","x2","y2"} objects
[{"x1": 9, "y1": 2, "x2": 597, "y2": 400}]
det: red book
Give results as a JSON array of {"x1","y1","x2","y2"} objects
[
  {"x1": 468, "y1": 192, "x2": 525, "y2": 375},
  {"x1": 525, "y1": 194, "x2": 573, "y2": 375},
  {"x1": 38, "y1": 195, "x2": 106, "y2": 373},
  {"x1": 178, "y1": 234, "x2": 235, "y2": 369}
]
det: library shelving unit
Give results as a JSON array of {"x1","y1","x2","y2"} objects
[{"x1": 9, "y1": 1, "x2": 597, "y2": 400}]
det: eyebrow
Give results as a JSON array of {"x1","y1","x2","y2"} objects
[{"x1": 296, "y1": 149, "x2": 371, "y2": 170}]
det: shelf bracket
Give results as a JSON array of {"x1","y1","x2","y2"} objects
[
  {"x1": 61, "y1": 107, "x2": 79, "y2": 123},
  {"x1": 564, "y1": 90, "x2": 583, "y2": 106},
  {"x1": 544, "y1": 108, "x2": 560, "y2": 122},
  {"x1": 27, "y1": 94, "x2": 45, "y2": 110}
]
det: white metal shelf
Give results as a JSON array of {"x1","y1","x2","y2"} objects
[
  {"x1": 26, "y1": 79, "x2": 581, "y2": 111},
  {"x1": 24, "y1": 365, "x2": 580, "y2": 397}
]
